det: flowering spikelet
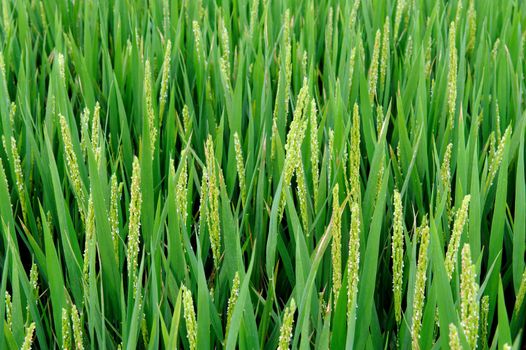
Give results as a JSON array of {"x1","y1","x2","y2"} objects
[
  {"x1": 176, "y1": 154, "x2": 189, "y2": 222},
  {"x1": 59, "y1": 114, "x2": 85, "y2": 219},
  {"x1": 480, "y1": 295, "x2": 489, "y2": 349},
  {"x1": 454, "y1": 0, "x2": 463, "y2": 27},
  {"x1": 368, "y1": 30, "x2": 381, "y2": 103},
  {"x1": 110, "y1": 174, "x2": 121, "y2": 261},
  {"x1": 514, "y1": 268, "x2": 526, "y2": 314},
  {"x1": 347, "y1": 202, "x2": 360, "y2": 317},
  {"x1": 127, "y1": 156, "x2": 142, "y2": 294},
  {"x1": 309, "y1": 98, "x2": 320, "y2": 208},
  {"x1": 448, "y1": 324, "x2": 461, "y2": 350},
  {"x1": 411, "y1": 218, "x2": 430, "y2": 350},
  {"x1": 495, "y1": 100, "x2": 502, "y2": 140},
  {"x1": 460, "y1": 244, "x2": 479, "y2": 348},
  {"x1": 225, "y1": 272, "x2": 240, "y2": 335},
  {"x1": 486, "y1": 125, "x2": 511, "y2": 189},
  {"x1": 349, "y1": 104, "x2": 361, "y2": 204},
  {"x1": 445, "y1": 195, "x2": 471, "y2": 279},
  {"x1": 159, "y1": 39, "x2": 172, "y2": 119},
  {"x1": 71, "y1": 303, "x2": 84, "y2": 350},
  {"x1": 62, "y1": 307, "x2": 71, "y2": 349},
  {"x1": 348, "y1": 47, "x2": 357, "y2": 91},
  {"x1": 205, "y1": 136, "x2": 221, "y2": 269},
  {"x1": 503, "y1": 344, "x2": 512, "y2": 350},
  {"x1": 2, "y1": 0, "x2": 10, "y2": 36},
  {"x1": 376, "y1": 105, "x2": 384, "y2": 136},
  {"x1": 91, "y1": 102, "x2": 101, "y2": 163},
  {"x1": 277, "y1": 299, "x2": 296, "y2": 350},
  {"x1": 393, "y1": 0, "x2": 405, "y2": 41},
  {"x1": 380, "y1": 17, "x2": 390, "y2": 90},
  {"x1": 144, "y1": 60, "x2": 156, "y2": 158},
  {"x1": 439, "y1": 143, "x2": 453, "y2": 222},
  {"x1": 467, "y1": 0, "x2": 476, "y2": 53},
  {"x1": 10, "y1": 136, "x2": 27, "y2": 221},
  {"x1": 331, "y1": 184, "x2": 342, "y2": 301},
  {"x1": 279, "y1": 83, "x2": 309, "y2": 217},
  {"x1": 21, "y1": 322, "x2": 36, "y2": 350},
  {"x1": 295, "y1": 162, "x2": 308, "y2": 233},
  {"x1": 392, "y1": 190, "x2": 404, "y2": 324},
  {"x1": 192, "y1": 21, "x2": 203, "y2": 63},
  {"x1": 5, "y1": 291, "x2": 12, "y2": 331},
  {"x1": 349, "y1": 0, "x2": 360, "y2": 31},
  {"x1": 233, "y1": 132, "x2": 247, "y2": 206},
  {"x1": 447, "y1": 21, "x2": 457, "y2": 126},
  {"x1": 29, "y1": 263, "x2": 39, "y2": 299},
  {"x1": 182, "y1": 285, "x2": 197, "y2": 350},
  {"x1": 80, "y1": 107, "x2": 90, "y2": 160}
]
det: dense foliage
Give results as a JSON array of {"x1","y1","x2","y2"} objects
[{"x1": 0, "y1": 0, "x2": 525, "y2": 349}]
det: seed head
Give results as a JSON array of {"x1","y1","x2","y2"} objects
[
  {"x1": 176, "y1": 153, "x2": 189, "y2": 222},
  {"x1": 59, "y1": 114, "x2": 85, "y2": 220},
  {"x1": 233, "y1": 132, "x2": 247, "y2": 206},
  {"x1": 91, "y1": 102, "x2": 101, "y2": 163},
  {"x1": 349, "y1": 104, "x2": 361, "y2": 204},
  {"x1": 514, "y1": 268, "x2": 526, "y2": 314},
  {"x1": 295, "y1": 162, "x2": 308, "y2": 233},
  {"x1": 348, "y1": 47, "x2": 357, "y2": 92},
  {"x1": 347, "y1": 202, "x2": 361, "y2": 317},
  {"x1": 205, "y1": 136, "x2": 221, "y2": 269},
  {"x1": 467, "y1": 1, "x2": 477, "y2": 52},
  {"x1": 62, "y1": 307, "x2": 71, "y2": 350},
  {"x1": 448, "y1": 324, "x2": 461, "y2": 350},
  {"x1": 80, "y1": 107, "x2": 90, "y2": 160},
  {"x1": 182, "y1": 104, "x2": 192, "y2": 138},
  {"x1": 445, "y1": 195, "x2": 471, "y2": 279},
  {"x1": 279, "y1": 82, "x2": 309, "y2": 218},
  {"x1": 447, "y1": 21, "x2": 457, "y2": 125},
  {"x1": 192, "y1": 21, "x2": 203, "y2": 63},
  {"x1": 460, "y1": 244, "x2": 479, "y2": 349},
  {"x1": 309, "y1": 99, "x2": 319, "y2": 208},
  {"x1": 368, "y1": 30, "x2": 381, "y2": 103},
  {"x1": 394, "y1": 0, "x2": 405, "y2": 41},
  {"x1": 159, "y1": 39, "x2": 172, "y2": 118},
  {"x1": 144, "y1": 60, "x2": 157, "y2": 159},
  {"x1": 21, "y1": 322, "x2": 36, "y2": 350},
  {"x1": 182, "y1": 285, "x2": 197, "y2": 350},
  {"x1": 226, "y1": 272, "x2": 240, "y2": 335},
  {"x1": 82, "y1": 191, "x2": 95, "y2": 288},
  {"x1": 411, "y1": 218, "x2": 430, "y2": 349},
  {"x1": 5, "y1": 291, "x2": 12, "y2": 331},
  {"x1": 439, "y1": 143, "x2": 453, "y2": 223},
  {"x1": 380, "y1": 17, "x2": 390, "y2": 90},
  {"x1": 349, "y1": 0, "x2": 360, "y2": 31},
  {"x1": 331, "y1": 184, "x2": 342, "y2": 301},
  {"x1": 392, "y1": 190, "x2": 404, "y2": 324},
  {"x1": 127, "y1": 156, "x2": 142, "y2": 294},
  {"x1": 487, "y1": 125, "x2": 511, "y2": 189},
  {"x1": 57, "y1": 53, "x2": 66, "y2": 83},
  {"x1": 71, "y1": 303, "x2": 84, "y2": 350},
  {"x1": 480, "y1": 295, "x2": 489, "y2": 349},
  {"x1": 10, "y1": 136, "x2": 27, "y2": 221},
  {"x1": 110, "y1": 174, "x2": 122, "y2": 261},
  {"x1": 277, "y1": 299, "x2": 296, "y2": 350}
]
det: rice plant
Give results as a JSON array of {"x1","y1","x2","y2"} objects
[{"x1": 0, "y1": 0, "x2": 525, "y2": 349}]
